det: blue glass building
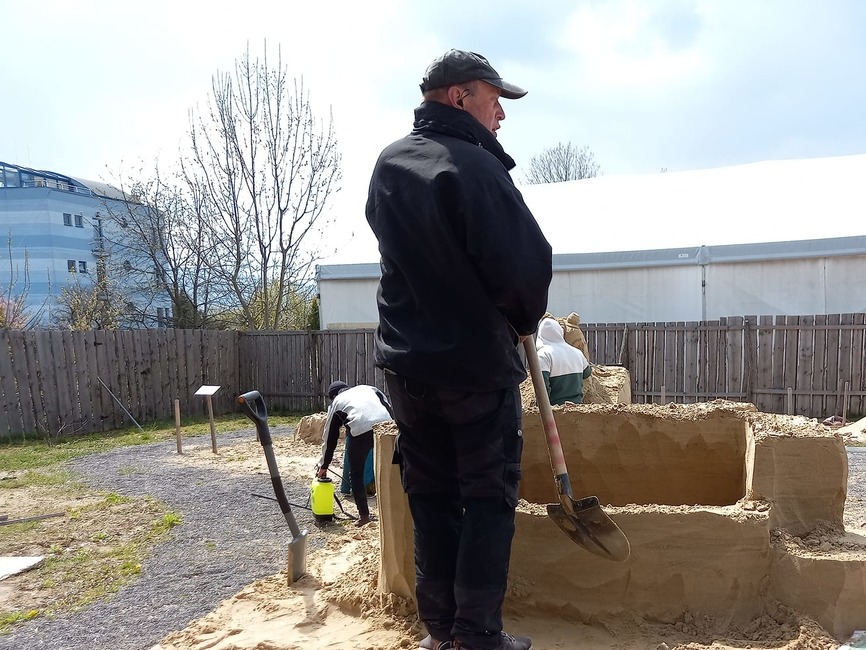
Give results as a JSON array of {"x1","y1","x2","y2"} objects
[{"x1": 0, "y1": 160, "x2": 171, "y2": 327}]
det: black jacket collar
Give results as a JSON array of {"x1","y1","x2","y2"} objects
[{"x1": 412, "y1": 101, "x2": 516, "y2": 171}]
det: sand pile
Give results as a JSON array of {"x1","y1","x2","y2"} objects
[
  {"x1": 520, "y1": 312, "x2": 631, "y2": 408},
  {"x1": 151, "y1": 527, "x2": 420, "y2": 650},
  {"x1": 836, "y1": 416, "x2": 866, "y2": 444},
  {"x1": 146, "y1": 401, "x2": 865, "y2": 650},
  {"x1": 295, "y1": 412, "x2": 327, "y2": 443}
]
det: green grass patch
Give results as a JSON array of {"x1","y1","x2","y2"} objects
[
  {"x1": 0, "y1": 609, "x2": 40, "y2": 629},
  {"x1": 102, "y1": 492, "x2": 132, "y2": 506},
  {"x1": 0, "y1": 495, "x2": 175, "y2": 633},
  {"x1": 0, "y1": 469, "x2": 78, "y2": 490},
  {"x1": 0, "y1": 413, "x2": 305, "y2": 472},
  {"x1": 153, "y1": 511, "x2": 182, "y2": 533}
]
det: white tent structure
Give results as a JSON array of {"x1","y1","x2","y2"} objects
[
  {"x1": 317, "y1": 155, "x2": 866, "y2": 329},
  {"x1": 518, "y1": 153, "x2": 866, "y2": 256}
]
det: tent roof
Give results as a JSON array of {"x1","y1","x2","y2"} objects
[
  {"x1": 318, "y1": 234, "x2": 866, "y2": 280},
  {"x1": 517, "y1": 153, "x2": 866, "y2": 255}
]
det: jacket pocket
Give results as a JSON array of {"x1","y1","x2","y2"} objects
[{"x1": 504, "y1": 462, "x2": 522, "y2": 508}]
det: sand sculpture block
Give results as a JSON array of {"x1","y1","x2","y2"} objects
[
  {"x1": 295, "y1": 412, "x2": 328, "y2": 444},
  {"x1": 375, "y1": 430, "x2": 415, "y2": 601},
  {"x1": 748, "y1": 434, "x2": 847, "y2": 535},
  {"x1": 520, "y1": 404, "x2": 752, "y2": 507},
  {"x1": 375, "y1": 402, "x2": 865, "y2": 638},
  {"x1": 509, "y1": 506, "x2": 770, "y2": 625},
  {"x1": 770, "y1": 542, "x2": 866, "y2": 638},
  {"x1": 582, "y1": 365, "x2": 631, "y2": 404}
]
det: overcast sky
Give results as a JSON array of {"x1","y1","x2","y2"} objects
[{"x1": 2, "y1": 0, "x2": 864, "y2": 263}]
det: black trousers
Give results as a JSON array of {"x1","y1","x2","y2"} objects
[
  {"x1": 385, "y1": 374, "x2": 523, "y2": 650},
  {"x1": 348, "y1": 430, "x2": 374, "y2": 519}
]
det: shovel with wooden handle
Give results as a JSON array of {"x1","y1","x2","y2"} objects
[{"x1": 522, "y1": 338, "x2": 630, "y2": 562}]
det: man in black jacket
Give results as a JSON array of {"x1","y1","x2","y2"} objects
[{"x1": 366, "y1": 50, "x2": 552, "y2": 650}]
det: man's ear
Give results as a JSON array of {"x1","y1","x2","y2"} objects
[{"x1": 445, "y1": 85, "x2": 465, "y2": 109}]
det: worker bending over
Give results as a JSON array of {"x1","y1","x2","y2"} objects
[{"x1": 315, "y1": 381, "x2": 393, "y2": 527}]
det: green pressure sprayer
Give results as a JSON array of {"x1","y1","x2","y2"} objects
[{"x1": 310, "y1": 476, "x2": 335, "y2": 522}]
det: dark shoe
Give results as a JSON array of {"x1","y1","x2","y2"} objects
[
  {"x1": 419, "y1": 634, "x2": 454, "y2": 649},
  {"x1": 455, "y1": 631, "x2": 532, "y2": 650},
  {"x1": 354, "y1": 514, "x2": 376, "y2": 527}
]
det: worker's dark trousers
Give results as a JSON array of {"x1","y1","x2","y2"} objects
[
  {"x1": 385, "y1": 374, "x2": 522, "y2": 650},
  {"x1": 348, "y1": 430, "x2": 374, "y2": 519}
]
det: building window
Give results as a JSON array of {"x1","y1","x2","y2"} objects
[
  {"x1": 63, "y1": 213, "x2": 72, "y2": 226},
  {"x1": 74, "y1": 214, "x2": 84, "y2": 228},
  {"x1": 67, "y1": 260, "x2": 76, "y2": 272},
  {"x1": 1, "y1": 165, "x2": 20, "y2": 188},
  {"x1": 78, "y1": 261, "x2": 88, "y2": 274}
]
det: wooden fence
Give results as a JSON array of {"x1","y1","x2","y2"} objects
[
  {"x1": 0, "y1": 328, "x2": 381, "y2": 441},
  {"x1": 583, "y1": 313, "x2": 866, "y2": 418},
  {"x1": 0, "y1": 329, "x2": 240, "y2": 440},
  {"x1": 1, "y1": 314, "x2": 864, "y2": 441},
  {"x1": 237, "y1": 330, "x2": 385, "y2": 414}
]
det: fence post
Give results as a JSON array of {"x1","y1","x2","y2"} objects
[
  {"x1": 174, "y1": 399, "x2": 182, "y2": 454},
  {"x1": 843, "y1": 381, "x2": 850, "y2": 425},
  {"x1": 311, "y1": 330, "x2": 324, "y2": 411},
  {"x1": 786, "y1": 387, "x2": 793, "y2": 415},
  {"x1": 616, "y1": 324, "x2": 629, "y2": 366},
  {"x1": 743, "y1": 317, "x2": 757, "y2": 406}
]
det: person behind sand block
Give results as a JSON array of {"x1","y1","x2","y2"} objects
[
  {"x1": 341, "y1": 435, "x2": 376, "y2": 496},
  {"x1": 535, "y1": 317, "x2": 593, "y2": 405},
  {"x1": 366, "y1": 48, "x2": 552, "y2": 650},
  {"x1": 315, "y1": 381, "x2": 393, "y2": 527}
]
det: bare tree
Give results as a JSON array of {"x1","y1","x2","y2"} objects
[
  {"x1": 523, "y1": 142, "x2": 601, "y2": 184},
  {"x1": 99, "y1": 165, "x2": 226, "y2": 328},
  {"x1": 1, "y1": 233, "x2": 48, "y2": 329},
  {"x1": 185, "y1": 43, "x2": 341, "y2": 330},
  {"x1": 235, "y1": 278, "x2": 318, "y2": 330}
]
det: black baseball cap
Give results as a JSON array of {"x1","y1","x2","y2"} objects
[
  {"x1": 327, "y1": 380, "x2": 349, "y2": 399},
  {"x1": 420, "y1": 49, "x2": 527, "y2": 99}
]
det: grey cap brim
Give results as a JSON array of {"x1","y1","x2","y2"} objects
[{"x1": 483, "y1": 77, "x2": 527, "y2": 100}]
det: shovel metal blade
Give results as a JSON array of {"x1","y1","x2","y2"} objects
[
  {"x1": 286, "y1": 530, "x2": 309, "y2": 584},
  {"x1": 547, "y1": 496, "x2": 630, "y2": 562}
]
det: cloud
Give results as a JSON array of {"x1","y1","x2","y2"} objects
[
  {"x1": 555, "y1": 0, "x2": 706, "y2": 90},
  {"x1": 3, "y1": 0, "x2": 865, "y2": 266}
]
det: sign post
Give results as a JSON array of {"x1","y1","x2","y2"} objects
[{"x1": 194, "y1": 385, "x2": 221, "y2": 454}]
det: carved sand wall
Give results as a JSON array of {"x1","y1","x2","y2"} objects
[{"x1": 375, "y1": 401, "x2": 866, "y2": 639}]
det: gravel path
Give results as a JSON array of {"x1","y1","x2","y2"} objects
[
  {"x1": 2, "y1": 428, "x2": 323, "y2": 650},
  {"x1": 846, "y1": 446, "x2": 866, "y2": 531},
  {"x1": 2, "y1": 437, "x2": 865, "y2": 650}
]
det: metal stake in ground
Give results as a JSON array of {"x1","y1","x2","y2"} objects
[{"x1": 97, "y1": 376, "x2": 143, "y2": 432}]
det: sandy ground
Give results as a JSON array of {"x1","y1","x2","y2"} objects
[{"x1": 140, "y1": 423, "x2": 864, "y2": 650}]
